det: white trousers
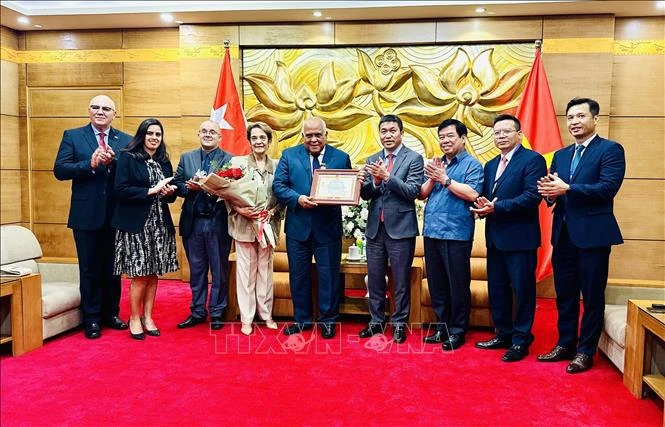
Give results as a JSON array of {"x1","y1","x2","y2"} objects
[{"x1": 235, "y1": 240, "x2": 274, "y2": 324}]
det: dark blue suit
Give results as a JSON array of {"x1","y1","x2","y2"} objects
[
  {"x1": 549, "y1": 135, "x2": 625, "y2": 355},
  {"x1": 53, "y1": 124, "x2": 131, "y2": 326},
  {"x1": 272, "y1": 144, "x2": 352, "y2": 325},
  {"x1": 481, "y1": 145, "x2": 546, "y2": 346}
]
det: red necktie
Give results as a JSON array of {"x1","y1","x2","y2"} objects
[
  {"x1": 99, "y1": 132, "x2": 108, "y2": 151},
  {"x1": 380, "y1": 154, "x2": 394, "y2": 222}
]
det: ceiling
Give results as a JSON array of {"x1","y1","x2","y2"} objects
[{"x1": 1, "y1": 1, "x2": 664, "y2": 31}]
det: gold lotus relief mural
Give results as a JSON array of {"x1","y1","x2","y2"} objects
[{"x1": 242, "y1": 45, "x2": 535, "y2": 165}]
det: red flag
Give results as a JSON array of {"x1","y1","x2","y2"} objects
[
  {"x1": 210, "y1": 47, "x2": 250, "y2": 155},
  {"x1": 515, "y1": 48, "x2": 563, "y2": 282}
]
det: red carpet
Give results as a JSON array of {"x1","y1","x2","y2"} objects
[{"x1": 1, "y1": 280, "x2": 662, "y2": 426}]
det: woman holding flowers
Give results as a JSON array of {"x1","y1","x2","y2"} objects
[{"x1": 226, "y1": 122, "x2": 284, "y2": 336}]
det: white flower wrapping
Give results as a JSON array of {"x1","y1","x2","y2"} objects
[
  {"x1": 200, "y1": 171, "x2": 276, "y2": 248},
  {"x1": 342, "y1": 199, "x2": 369, "y2": 239}
]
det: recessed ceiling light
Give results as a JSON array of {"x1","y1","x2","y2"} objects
[
  {"x1": 175, "y1": 20, "x2": 184, "y2": 24},
  {"x1": 160, "y1": 13, "x2": 174, "y2": 23},
  {"x1": 475, "y1": 7, "x2": 486, "y2": 13},
  {"x1": 34, "y1": 24, "x2": 43, "y2": 28},
  {"x1": 313, "y1": 11, "x2": 322, "y2": 17},
  {"x1": 656, "y1": 1, "x2": 665, "y2": 9},
  {"x1": 325, "y1": 16, "x2": 332, "y2": 20},
  {"x1": 17, "y1": 16, "x2": 30, "y2": 24}
]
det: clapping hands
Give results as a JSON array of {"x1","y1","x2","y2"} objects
[{"x1": 90, "y1": 147, "x2": 116, "y2": 169}]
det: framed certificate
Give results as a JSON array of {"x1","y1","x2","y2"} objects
[{"x1": 311, "y1": 169, "x2": 361, "y2": 205}]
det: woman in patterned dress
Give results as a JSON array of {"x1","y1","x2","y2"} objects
[{"x1": 112, "y1": 118, "x2": 179, "y2": 340}]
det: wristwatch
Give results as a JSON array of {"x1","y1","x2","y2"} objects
[{"x1": 444, "y1": 177, "x2": 452, "y2": 188}]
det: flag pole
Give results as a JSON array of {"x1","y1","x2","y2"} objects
[
  {"x1": 535, "y1": 39, "x2": 542, "y2": 51},
  {"x1": 223, "y1": 39, "x2": 230, "y2": 50}
]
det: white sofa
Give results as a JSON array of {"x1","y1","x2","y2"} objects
[
  {"x1": 598, "y1": 284, "x2": 665, "y2": 372},
  {"x1": 0, "y1": 225, "x2": 81, "y2": 339}
]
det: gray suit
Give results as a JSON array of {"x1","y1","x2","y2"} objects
[
  {"x1": 361, "y1": 145, "x2": 424, "y2": 325},
  {"x1": 173, "y1": 147, "x2": 233, "y2": 319}
]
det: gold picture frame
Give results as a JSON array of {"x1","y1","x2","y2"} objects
[{"x1": 311, "y1": 169, "x2": 362, "y2": 205}]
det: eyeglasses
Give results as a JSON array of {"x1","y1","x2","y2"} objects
[
  {"x1": 89, "y1": 105, "x2": 115, "y2": 113},
  {"x1": 199, "y1": 129, "x2": 218, "y2": 135},
  {"x1": 493, "y1": 129, "x2": 518, "y2": 137}
]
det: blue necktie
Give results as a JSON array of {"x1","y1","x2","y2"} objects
[
  {"x1": 569, "y1": 145, "x2": 585, "y2": 179},
  {"x1": 202, "y1": 153, "x2": 212, "y2": 173},
  {"x1": 195, "y1": 153, "x2": 213, "y2": 215},
  {"x1": 312, "y1": 154, "x2": 320, "y2": 171}
]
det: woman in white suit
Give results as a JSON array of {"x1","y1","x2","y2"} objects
[{"x1": 227, "y1": 122, "x2": 283, "y2": 336}]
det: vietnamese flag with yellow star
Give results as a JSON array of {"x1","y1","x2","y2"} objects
[
  {"x1": 516, "y1": 48, "x2": 563, "y2": 281},
  {"x1": 210, "y1": 46, "x2": 250, "y2": 155}
]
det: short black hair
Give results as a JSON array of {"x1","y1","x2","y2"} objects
[
  {"x1": 493, "y1": 114, "x2": 521, "y2": 132},
  {"x1": 566, "y1": 97, "x2": 600, "y2": 116},
  {"x1": 379, "y1": 114, "x2": 403, "y2": 132},
  {"x1": 437, "y1": 118, "x2": 467, "y2": 138}
]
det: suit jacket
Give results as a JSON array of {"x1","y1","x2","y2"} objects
[
  {"x1": 549, "y1": 135, "x2": 625, "y2": 248},
  {"x1": 481, "y1": 145, "x2": 546, "y2": 251},
  {"x1": 173, "y1": 147, "x2": 233, "y2": 238},
  {"x1": 361, "y1": 145, "x2": 424, "y2": 239},
  {"x1": 111, "y1": 151, "x2": 177, "y2": 234},
  {"x1": 272, "y1": 144, "x2": 352, "y2": 243},
  {"x1": 53, "y1": 124, "x2": 131, "y2": 230}
]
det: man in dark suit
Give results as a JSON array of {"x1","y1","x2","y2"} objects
[
  {"x1": 272, "y1": 117, "x2": 356, "y2": 339},
  {"x1": 173, "y1": 120, "x2": 233, "y2": 330},
  {"x1": 358, "y1": 114, "x2": 424, "y2": 344},
  {"x1": 53, "y1": 95, "x2": 132, "y2": 339},
  {"x1": 537, "y1": 98, "x2": 626, "y2": 373},
  {"x1": 471, "y1": 114, "x2": 546, "y2": 361}
]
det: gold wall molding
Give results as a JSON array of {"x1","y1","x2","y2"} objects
[
  {"x1": 0, "y1": 45, "x2": 240, "y2": 63},
  {"x1": 1, "y1": 40, "x2": 663, "y2": 64}
]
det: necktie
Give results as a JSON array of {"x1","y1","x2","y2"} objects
[
  {"x1": 570, "y1": 144, "x2": 585, "y2": 179},
  {"x1": 98, "y1": 132, "x2": 108, "y2": 151},
  {"x1": 202, "y1": 153, "x2": 211, "y2": 173},
  {"x1": 495, "y1": 156, "x2": 508, "y2": 180},
  {"x1": 312, "y1": 154, "x2": 320, "y2": 171},
  {"x1": 380, "y1": 154, "x2": 394, "y2": 222}
]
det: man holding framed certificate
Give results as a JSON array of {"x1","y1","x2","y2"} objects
[{"x1": 273, "y1": 117, "x2": 358, "y2": 339}]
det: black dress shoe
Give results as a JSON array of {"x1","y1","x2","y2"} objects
[
  {"x1": 393, "y1": 325, "x2": 406, "y2": 343},
  {"x1": 359, "y1": 323, "x2": 385, "y2": 339},
  {"x1": 442, "y1": 334, "x2": 466, "y2": 351},
  {"x1": 104, "y1": 316, "x2": 128, "y2": 330},
  {"x1": 283, "y1": 323, "x2": 313, "y2": 336},
  {"x1": 475, "y1": 336, "x2": 511, "y2": 350},
  {"x1": 210, "y1": 317, "x2": 224, "y2": 330},
  {"x1": 502, "y1": 345, "x2": 528, "y2": 362},
  {"x1": 84, "y1": 323, "x2": 101, "y2": 339},
  {"x1": 423, "y1": 330, "x2": 446, "y2": 344},
  {"x1": 177, "y1": 315, "x2": 206, "y2": 329},
  {"x1": 566, "y1": 353, "x2": 593, "y2": 374},
  {"x1": 537, "y1": 345, "x2": 576, "y2": 362},
  {"x1": 320, "y1": 324, "x2": 336, "y2": 339}
]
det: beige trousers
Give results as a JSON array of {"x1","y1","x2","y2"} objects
[{"x1": 235, "y1": 240, "x2": 274, "y2": 324}]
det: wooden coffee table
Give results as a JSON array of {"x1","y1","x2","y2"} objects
[{"x1": 624, "y1": 299, "x2": 665, "y2": 400}]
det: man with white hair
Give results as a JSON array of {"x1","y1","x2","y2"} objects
[{"x1": 54, "y1": 95, "x2": 132, "y2": 339}]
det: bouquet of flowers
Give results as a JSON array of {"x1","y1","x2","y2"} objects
[
  {"x1": 342, "y1": 199, "x2": 369, "y2": 240},
  {"x1": 200, "y1": 161, "x2": 277, "y2": 248}
]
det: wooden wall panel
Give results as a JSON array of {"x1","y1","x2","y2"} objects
[
  {"x1": 26, "y1": 30, "x2": 123, "y2": 50},
  {"x1": 27, "y1": 63, "x2": 123, "y2": 87},
  {"x1": 543, "y1": 15, "x2": 615, "y2": 39},
  {"x1": 30, "y1": 118, "x2": 91, "y2": 171},
  {"x1": 610, "y1": 117, "x2": 665, "y2": 179},
  {"x1": 436, "y1": 17, "x2": 542, "y2": 42},
  {"x1": 0, "y1": 115, "x2": 20, "y2": 169},
  {"x1": 1, "y1": 61, "x2": 18, "y2": 116},
  {"x1": 179, "y1": 25, "x2": 239, "y2": 47},
  {"x1": 29, "y1": 88, "x2": 122, "y2": 117},
  {"x1": 336, "y1": 22, "x2": 434, "y2": 45},
  {"x1": 543, "y1": 54, "x2": 613, "y2": 117},
  {"x1": 31, "y1": 171, "x2": 71, "y2": 223},
  {"x1": 1, "y1": 25, "x2": 19, "y2": 49},
  {"x1": 241, "y1": 23, "x2": 334, "y2": 46},
  {"x1": 32, "y1": 223, "x2": 77, "y2": 258},
  {"x1": 18, "y1": 63, "x2": 26, "y2": 117},
  {"x1": 609, "y1": 240, "x2": 665, "y2": 281},
  {"x1": 123, "y1": 28, "x2": 179, "y2": 48},
  {"x1": 615, "y1": 17, "x2": 665, "y2": 40},
  {"x1": 0, "y1": 170, "x2": 21, "y2": 224},
  {"x1": 614, "y1": 179, "x2": 665, "y2": 241},
  {"x1": 19, "y1": 116, "x2": 28, "y2": 170},
  {"x1": 123, "y1": 62, "x2": 180, "y2": 117},
  {"x1": 611, "y1": 55, "x2": 665, "y2": 117},
  {"x1": 20, "y1": 171, "x2": 29, "y2": 223}
]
